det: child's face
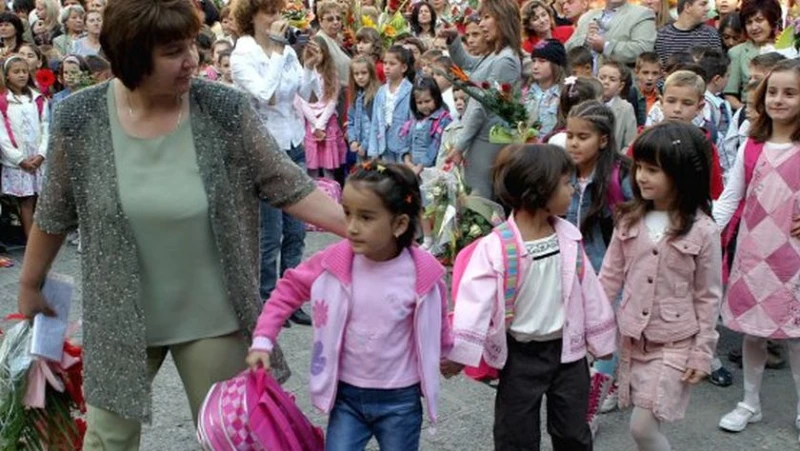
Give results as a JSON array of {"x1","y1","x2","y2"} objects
[
  {"x1": 415, "y1": 89, "x2": 437, "y2": 116},
  {"x1": 598, "y1": 65, "x2": 623, "y2": 100},
  {"x1": 662, "y1": 85, "x2": 704, "y2": 123},
  {"x1": 529, "y1": 6, "x2": 552, "y2": 35},
  {"x1": 6, "y1": 62, "x2": 29, "y2": 92},
  {"x1": 221, "y1": 17, "x2": 234, "y2": 35},
  {"x1": 570, "y1": 64, "x2": 593, "y2": 78},
  {"x1": 219, "y1": 56, "x2": 232, "y2": 82},
  {"x1": 383, "y1": 53, "x2": 407, "y2": 81},
  {"x1": 764, "y1": 70, "x2": 800, "y2": 126},
  {"x1": 709, "y1": 71, "x2": 730, "y2": 94},
  {"x1": 432, "y1": 37, "x2": 448, "y2": 52},
  {"x1": 421, "y1": 60, "x2": 434, "y2": 77},
  {"x1": 212, "y1": 44, "x2": 231, "y2": 67},
  {"x1": 531, "y1": 58, "x2": 555, "y2": 85},
  {"x1": 432, "y1": 64, "x2": 452, "y2": 91},
  {"x1": 635, "y1": 161, "x2": 674, "y2": 209},
  {"x1": 566, "y1": 117, "x2": 607, "y2": 168},
  {"x1": 454, "y1": 89, "x2": 467, "y2": 116},
  {"x1": 19, "y1": 46, "x2": 41, "y2": 72},
  {"x1": 33, "y1": 20, "x2": 46, "y2": 35},
  {"x1": 403, "y1": 44, "x2": 422, "y2": 69},
  {"x1": 352, "y1": 61, "x2": 371, "y2": 88},
  {"x1": 748, "y1": 64, "x2": 767, "y2": 86},
  {"x1": 545, "y1": 174, "x2": 575, "y2": 217},
  {"x1": 745, "y1": 90, "x2": 759, "y2": 122},
  {"x1": 717, "y1": 0, "x2": 737, "y2": 14},
  {"x1": 721, "y1": 26, "x2": 744, "y2": 49},
  {"x1": 635, "y1": 62, "x2": 661, "y2": 93},
  {"x1": 356, "y1": 39, "x2": 374, "y2": 57},
  {"x1": 342, "y1": 182, "x2": 408, "y2": 262}
]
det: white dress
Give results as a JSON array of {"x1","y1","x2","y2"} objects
[{"x1": 0, "y1": 91, "x2": 49, "y2": 197}]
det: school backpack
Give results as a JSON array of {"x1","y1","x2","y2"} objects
[
  {"x1": 720, "y1": 139, "x2": 764, "y2": 282},
  {"x1": 305, "y1": 178, "x2": 342, "y2": 232},
  {"x1": 450, "y1": 221, "x2": 585, "y2": 382},
  {"x1": 0, "y1": 93, "x2": 45, "y2": 148},
  {"x1": 197, "y1": 368, "x2": 325, "y2": 451}
]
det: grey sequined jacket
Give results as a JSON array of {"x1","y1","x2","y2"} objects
[{"x1": 34, "y1": 79, "x2": 315, "y2": 422}]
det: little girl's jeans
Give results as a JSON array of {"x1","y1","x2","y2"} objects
[{"x1": 325, "y1": 382, "x2": 423, "y2": 451}]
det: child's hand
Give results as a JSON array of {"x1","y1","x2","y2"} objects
[
  {"x1": 791, "y1": 215, "x2": 800, "y2": 238},
  {"x1": 680, "y1": 368, "x2": 706, "y2": 384},
  {"x1": 19, "y1": 159, "x2": 35, "y2": 173},
  {"x1": 246, "y1": 350, "x2": 272, "y2": 371},
  {"x1": 595, "y1": 354, "x2": 614, "y2": 361},
  {"x1": 357, "y1": 148, "x2": 366, "y2": 158},
  {"x1": 446, "y1": 149, "x2": 463, "y2": 166},
  {"x1": 29, "y1": 156, "x2": 44, "y2": 169},
  {"x1": 440, "y1": 360, "x2": 464, "y2": 378},
  {"x1": 313, "y1": 129, "x2": 326, "y2": 141},
  {"x1": 349, "y1": 141, "x2": 360, "y2": 153},
  {"x1": 413, "y1": 163, "x2": 423, "y2": 176}
]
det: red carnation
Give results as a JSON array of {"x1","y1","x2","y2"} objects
[
  {"x1": 481, "y1": 81, "x2": 490, "y2": 89},
  {"x1": 501, "y1": 83, "x2": 512, "y2": 93},
  {"x1": 35, "y1": 68, "x2": 56, "y2": 90}
]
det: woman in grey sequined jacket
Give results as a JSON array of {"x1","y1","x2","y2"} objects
[{"x1": 16, "y1": 0, "x2": 345, "y2": 446}]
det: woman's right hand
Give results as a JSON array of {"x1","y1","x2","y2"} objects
[
  {"x1": 18, "y1": 283, "x2": 55, "y2": 318},
  {"x1": 436, "y1": 26, "x2": 459, "y2": 45},
  {"x1": 246, "y1": 350, "x2": 272, "y2": 371}
]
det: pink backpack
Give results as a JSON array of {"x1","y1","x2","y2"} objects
[
  {"x1": 306, "y1": 178, "x2": 342, "y2": 232},
  {"x1": 197, "y1": 369, "x2": 325, "y2": 451},
  {"x1": 450, "y1": 221, "x2": 586, "y2": 382},
  {"x1": 0, "y1": 92, "x2": 45, "y2": 148},
  {"x1": 720, "y1": 139, "x2": 764, "y2": 282}
]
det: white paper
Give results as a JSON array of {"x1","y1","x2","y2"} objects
[{"x1": 29, "y1": 274, "x2": 73, "y2": 362}]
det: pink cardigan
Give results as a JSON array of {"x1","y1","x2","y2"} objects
[
  {"x1": 599, "y1": 211, "x2": 722, "y2": 373},
  {"x1": 448, "y1": 216, "x2": 617, "y2": 369},
  {"x1": 251, "y1": 241, "x2": 453, "y2": 423}
]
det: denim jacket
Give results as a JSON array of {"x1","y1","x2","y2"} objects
[
  {"x1": 346, "y1": 90, "x2": 372, "y2": 148},
  {"x1": 401, "y1": 108, "x2": 452, "y2": 167},
  {"x1": 566, "y1": 167, "x2": 633, "y2": 272},
  {"x1": 368, "y1": 79, "x2": 412, "y2": 158},
  {"x1": 525, "y1": 83, "x2": 561, "y2": 137}
]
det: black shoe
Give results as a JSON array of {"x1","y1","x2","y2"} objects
[
  {"x1": 283, "y1": 320, "x2": 292, "y2": 328},
  {"x1": 709, "y1": 366, "x2": 733, "y2": 387},
  {"x1": 728, "y1": 348, "x2": 742, "y2": 364},
  {"x1": 290, "y1": 308, "x2": 312, "y2": 326}
]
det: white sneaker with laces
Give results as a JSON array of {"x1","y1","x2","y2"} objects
[
  {"x1": 600, "y1": 383, "x2": 618, "y2": 413},
  {"x1": 719, "y1": 402, "x2": 763, "y2": 432}
]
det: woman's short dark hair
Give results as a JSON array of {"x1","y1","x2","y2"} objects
[
  {"x1": 233, "y1": 0, "x2": 286, "y2": 38},
  {"x1": 739, "y1": 0, "x2": 782, "y2": 40},
  {"x1": 100, "y1": 0, "x2": 202, "y2": 90},
  {"x1": 493, "y1": 144, "x2": 574, "y2": 213},
  {"x1": 0, "y1": 12, "x2": 26, "y2": 51}
]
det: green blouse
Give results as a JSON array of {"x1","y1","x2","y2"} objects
[
  {"x1": 109, "y1": 86, "x2": 239, "y2": 346},
  {"x1": 724, "y1": 40, "x2": 761, "y2": 99}
]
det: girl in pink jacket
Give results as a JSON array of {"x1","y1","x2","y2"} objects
[
  {"x1": 442, "y1": 144, "x2": 617, "y2": 450},
  {"x1": 599, "y1": 122, "x2": 723, "y2": 451},
  {"x1": 247, "y1": 161, "x2": 452, "y2": 451}
]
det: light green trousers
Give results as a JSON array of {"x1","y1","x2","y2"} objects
[{"x1": 82, "y1": 333, "x2": 248, "y2": 451}]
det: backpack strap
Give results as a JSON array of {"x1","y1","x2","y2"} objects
[
  {"x1": 0, "y1": 94, "x2": 17, "y2": 148},
  {"x1": 743, "y1": 138, "x2": 765, "y2": 186},
  {"x1": 493, "y1": 222, "x2": 521, "y2": 325},
  {"x1": 605, "y1": 162, "x2": 625, "y2": 210},
  {"x1": 34, "y1": 95, "x2": 45, "y2": 119},
  {"x1": 576, "y1": 243, "x2": 586, "y2": 282}
]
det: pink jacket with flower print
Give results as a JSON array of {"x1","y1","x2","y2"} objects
[
  {"x1": 448, "y1": 215, "x2": 617, "y2": 369},
  {"x1": 599, "y1": 212, "x2": 722, "y2": 374},
  {"x1": 251, "y1": 241, "x2": 453, "y2": 423}
]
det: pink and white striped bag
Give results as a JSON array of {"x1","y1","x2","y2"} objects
[{"x1": 197, "y1": 369, "x2": 324, "y2": 451}]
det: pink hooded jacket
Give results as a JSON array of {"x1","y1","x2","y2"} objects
[
  {"x1": 251, "y1": 241, "x2": 453, "y2": 423},
  {"x1": 448, "y1": 215, "x2": 617, "y2": 369}
]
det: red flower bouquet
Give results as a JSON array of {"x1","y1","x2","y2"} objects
[{"x1": 34, "y1": 69, "x2": 56, "y2": 96}]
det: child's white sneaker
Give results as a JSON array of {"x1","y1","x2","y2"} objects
[
  {"x1": 600, "y1": 383, "x2": 618, "y2": 413},
  {"x1": 719, "y1": 402, "x2": 762, "y2": 432}
]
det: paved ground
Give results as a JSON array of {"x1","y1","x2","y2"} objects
[{"x1": 1, "y1": 232, "x2": 799, "y2": 450}]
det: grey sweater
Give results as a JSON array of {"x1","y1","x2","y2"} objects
[{"x1": 34, "y1": 79, "x2": 315, "y2": 421}]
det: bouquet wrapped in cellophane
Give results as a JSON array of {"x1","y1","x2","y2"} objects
[
  {"x1": 0, "y1": 315, "x2": 85, "y2": 451},
  {"x1": 421, "y1": 165, "x2": 505, "y2": 266},
  {"x1": 282, "y1": 0, "x2": 314, "y2": 30}
]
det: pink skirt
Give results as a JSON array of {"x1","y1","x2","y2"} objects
[
  {"x1": 305, "y1": 115, "x2": 346, "y2": 170},
  {"x1": 617, "y1": 336, "x2": 693, "y2": 422}
]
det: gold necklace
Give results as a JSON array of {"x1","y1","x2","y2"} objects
[{"x1": 126, "y1": 90, "x2": 184, "y2": 131}]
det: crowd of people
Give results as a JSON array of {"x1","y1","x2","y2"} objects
[{"x1": 1, "y1": 0, "x2": 799, "y2": 449}]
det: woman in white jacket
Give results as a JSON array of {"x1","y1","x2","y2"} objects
[{"x1": 231, "y1": 0, "x2": 322, "y2": 325}]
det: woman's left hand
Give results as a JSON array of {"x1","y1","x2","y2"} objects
[
  {"x1": 303, "y1": 41, "x2": 322, "y2": 69},
  {"x1": 680, "y1": 368, "x2": 707, "y2": 384}
]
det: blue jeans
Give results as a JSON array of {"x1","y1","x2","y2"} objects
[
  {"x1": 325, "y1": 382, "x2": 422, "y2": 451},
  {"x1": 259, "y1": 144, "x2": 307, "y2": 300}
]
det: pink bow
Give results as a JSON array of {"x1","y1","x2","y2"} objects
[{"x1": 23, "y1": 352, "x2": 81, "y2": 409}]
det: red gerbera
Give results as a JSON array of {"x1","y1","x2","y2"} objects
[{"x1": 35, "y1": 68, "x2": 56, "y2": 90}]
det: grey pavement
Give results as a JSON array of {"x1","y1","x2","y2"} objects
[{"x1": 1, "y1": 232, "x2": 798, "y2": 450}]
